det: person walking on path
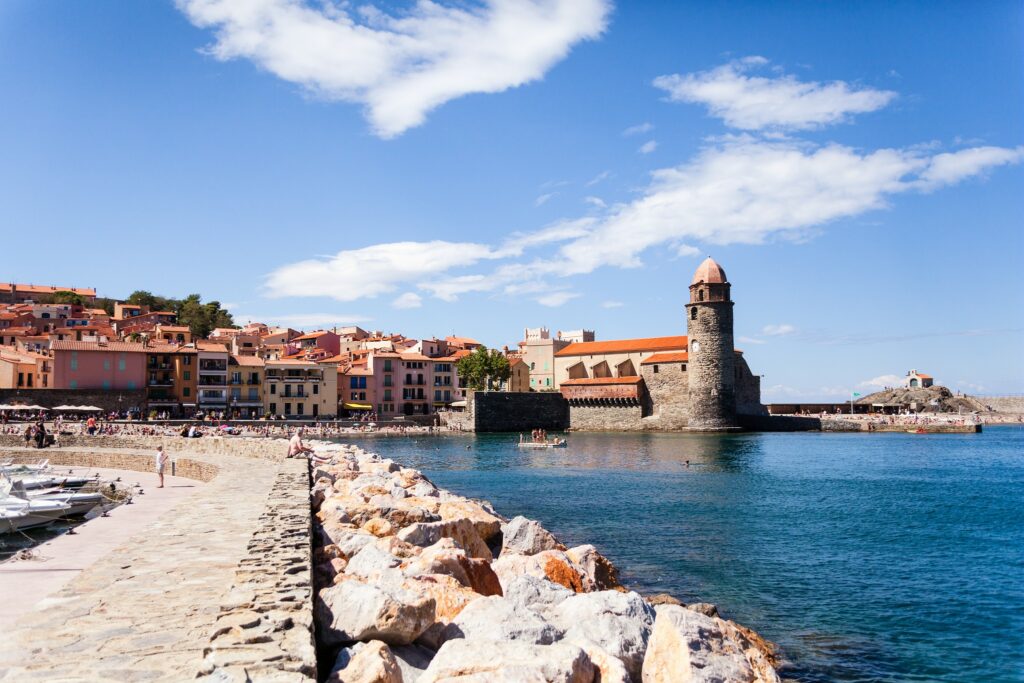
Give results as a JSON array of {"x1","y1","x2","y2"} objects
[{"x1": 156, "y1": 445, "x2": 169, "y2": 488}]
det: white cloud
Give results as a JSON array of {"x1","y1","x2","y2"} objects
[
  {"x1": 265, "y1": 240, "x2": 500, "y2": 301},
  {"x1": 654, "y1": 57, "x2": 896, "y2": 130},
  {"x1": 234, "y1": 312, "x2": 370, "y2": 328},
  {"x1": 601, "y1": 300, "x2": 624, "y2": 308},
  {"x1": 675, "y1": 244, "x2": 700, "y2": 258},
  {"x1": 737, "y1": 335, "x2": 766, "y2": 345},
  {"x1": 917, "y1": 146, "x2": 1024, "y2": 189},
  {"x1": 535, "y1": 192, "x2": 557, "y2": 207},
  {"x1": 178, "y1": 0, "x2": 611, "y2": 138},
  {"x1": 536, "y1": 291, "x2": 579, "y2": 307},
  {"x1": 638, "y1": 140, "x2": 658, "y2": 154},
  {"x1": 392, "y1": 292, "x2": 422, "y2": 309},
  {"x1": 584, "y1": 196, "x2": 607, "y2": 209},
  {"x1": 762, "y1": 323, "x2": 797, "y2": 336},
  {"x1": 585, "y1": 170, "x2": 611, "y2": 186},
  {"x1": 857, "y1": 374, "x2": 903, "y2": 389},
  {"x1": 623, "y1": 122, "x2": 654, "y2": 136}
]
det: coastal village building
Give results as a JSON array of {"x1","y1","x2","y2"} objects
[
  {"x1": 557, "y1": 258, "x2": 764, "y2": 431},
  {"x1": 51, "y1": 340, "x2": 147, "y2": 391},
  {"x1": 519, "y1": 327, "x2": 596, "y2": 391},
  {"x1": 905, "y1": 370, "x2": 934, "y2": 388},
  {"x1": 0, "y1": 283, "x2": 96, "y2": 305},
  {"x1": 0, "y1": 348, "x2": 52, "y2": 389},
  {"x1": 196, "y1": 341, "x2": 230, "y2": 414},
  {"x1": 144, "y1": 343, "x2": 198, "y2": 416},
  {"x1": 229, "y1": 355, "x2": 264, "y2": 418},
  {"x1": 502, "y1": 357, "x2": 530, "y2": 392},
  {"x1": 264, "y1": 358, "x2": 336, "y2": 418}
]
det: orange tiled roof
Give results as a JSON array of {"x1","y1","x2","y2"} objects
[
  {"x1": 293, "y1": 330, "x2": 332, "y2": 341},
  {"x1": 51, "y1": 340, "x2": 148, "y2": 353},
  {"x1": 915, "y1": 373, "x2": 933, "y2": 379},
  {"x1": 195, "y1": 340, "x2": 229, "y2": 352},
  {"x1": 230, "y1": 355, "x2": 265, "y2": 366},
  {"x1": 555, "y1": 336, "x2": 688, "y2": 357},
  {"x1": 641, "y1": 352, "x2": 689, "y2": 364},
  {"x1": 560, "y1": 376, "x2": 643, "y2": 386},
  {"x1": 1, "y1": 283, "x2": 96, "y2": 296}
]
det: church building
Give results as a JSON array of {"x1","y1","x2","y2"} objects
[{"x1": 557, "y1": 258, "x2": 765, "y2": 431}]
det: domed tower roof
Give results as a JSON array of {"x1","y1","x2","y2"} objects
[{"x1": 691, "y1": 257, "x2": 727, "y2": 285}]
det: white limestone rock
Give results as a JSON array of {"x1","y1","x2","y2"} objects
[
  {"x1": 327, "y1": 640, "x2": 402, "y2": 683},
  {"x1": 548, "y1": 590, "x2": 655, "y2": 681},
  {"x1": 419, "y1": 639, "x2": 595, "y2": 683},
  {"x1": 642, "y1": 605, "x2": 775, "y2": 683},
  {"x1": 438, "y1": 594, "x2": 563, "y2": 646},
  {"x1": 391, "y1": 643, "x2": 435, "y2": 683},
  {"x1": 502, "y1": 574, "x2": 573, "y2": 612},
  {"x1": 500, "y1": 515, "x2": 564, "y2": 556},
  {"x1": 397, "y1": 519, "x2": 492, "y2": 560},
  {"x1": 345, "y1": 544, "x2": 402, "y2": 579},
  {"x1": 317, "y1": 579, "x2": 436, "y2": 647},
  {"x1": 566, "y1": 544, "x2": 622, "y2": 592}
]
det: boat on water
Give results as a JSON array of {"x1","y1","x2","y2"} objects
[
  {"x1": 16, "y1": 475, "x2": 93, "y2": 491},
  {"x1": 8, "y1": 480, "x2": 104, "y2": 518},
  {"x1": 907, "y1": 428, "x2": 929, "y2": 434},
  {"x1": 517, "y1": 436, "x2": 568, "y2": 449},
  {"x1": 0, "y1": 495, "x2": 72, "y2": 532}
]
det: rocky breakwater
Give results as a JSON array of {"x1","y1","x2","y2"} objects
[{"x1": 307, "y1": 443, "x2": 780, "y2": 683}]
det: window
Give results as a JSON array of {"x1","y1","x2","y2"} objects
[
  {"x1": 249, "y1": 389, "x2": 258, "y2": 401},
  {"x1": 184, "y1": 370, "x2": 190, "y2": 380},
  {"x1": 530, "y1": 362, "x2": 536, "y2": 370},
  {"x1": 313, "y1": 384, "x2": 319, "y2": 395},
  {"x1": 691, "y1": 307, "x2": 697, "y2": 320},
  {"x1": 681, "y1": 363, "x2": 687, "y2": 372},
  {"x1": 383, "y1": 360, "x2": 392, "y2": 372},
  {"x1": 545, "y1": 378, "x2": 551, "y2": 386},
  {"x1": 70, "y1": 351, "x2": 78, "y2": 371},
  {"x1": 184, "y1": 355, "x2": 192, "y2": 366},
  {"x1": 127, "y1": 381, "x2": 135, "y2": 390},
  {"x1": 296, "y1": 403, "x2": 304, "y2": 415},
  {"x1": 118, "y1": 355, "x2": 126, "y2": 371},
  {"x1": 699, "y1": 289, "x2": 705, "y2": 301},
  {"x1": 231, "y1": 372, "x2": 241, "y2": 384},
  {"x1": 231, "y1": 389, "x2": 241, "y2": 400},
  {"x1": 183, "y1": 387, "x2": 190, "y2": 397},
  {"x1": 103, "y1": 358, "x2": 111, "y2": 370},
  {"x1": 312, "y1": 404, "x2": 318, "y2": 417},
  {"x1": 69, "y1": 380, "x2": 77, "y2": 389},
  {"x1": 653, "y1": 365, "x2": 659, "y2": 373},
  {"x1": 284, "y1": 403, "x2": 292, "y2": 415},
  {"x1": 270, "y1": 384, "x2": 276, "y2": 395},
  {"x1": 17, "y1": 372, "x2": 24, "y2": 387},
  {"x1": 102, "y1": 380, "x2": 111, "y2": 390},
  {"x1": 435, "y1": 390, "x2": 442, "y2": 401}
]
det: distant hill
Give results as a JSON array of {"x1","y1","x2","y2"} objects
[{"x1": 855, "y1": 385, "x2": 990, "y2": 414}]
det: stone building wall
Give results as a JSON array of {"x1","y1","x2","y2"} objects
[
  {"x1": 685, "y1": 298, "x2": 737, "y2": 430},
  {"x1": 640, "y1": 363, "x2": 689, "y2": 430},
  {"x1": 471, "y1": 391, "x2": 569, "y2": 432},
  {"x1": 0, "y1": 433, "x2": 288, "y2": 461},
  {"x1": 735, "y1": 355, "x2": 767, "y2": 416},
  {"x1": 568, "y1": 403, "x2": 643, "y2": 431}
]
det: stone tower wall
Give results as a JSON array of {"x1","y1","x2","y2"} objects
[
  {"x1": 640, "y1": 361, "x2": 690, "y2": 429},
  {"x1": 686, "y1": 295, "x2": 737, "y2": 430}
]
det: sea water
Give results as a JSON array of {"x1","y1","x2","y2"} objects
[{"x1": 344, "y1": 427, "x2": 1024, "y2": 682}]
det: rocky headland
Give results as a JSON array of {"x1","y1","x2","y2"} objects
[{"x1": 308, "y1": 442, "x2": 781, "y2": 682}]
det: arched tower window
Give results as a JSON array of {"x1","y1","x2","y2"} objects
[
  {"x1": 698, "y1": 289, "x2": 705, "y2": 301},
  {"x1": 690, "y1": 307, "x2": 697, "y2": 320}
]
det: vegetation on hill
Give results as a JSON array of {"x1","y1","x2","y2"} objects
[{"x1": 119, "y1": 291, "x2": 236, "y2": 339}]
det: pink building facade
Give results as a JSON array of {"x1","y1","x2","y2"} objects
[{"x1": 51, "y1": 340, "x2": 147, "y2": 390}]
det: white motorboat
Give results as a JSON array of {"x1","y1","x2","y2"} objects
[
  {"x1": 8, "y1": 480, "x2": 104, "y2": 518},
  {"x1": 0, "y1": 459, "x2": 50, "y2": 475},
  {"x1": 16, "y1": 475, "x2": 92, "y2": 491},
  {"x1": 517, "y1": 438, "x2": 568, "y2": 449},
  {"x1": 0, "y1": 498, "x2": 72, "y2": 532}
]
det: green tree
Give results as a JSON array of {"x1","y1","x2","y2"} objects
[
  {"x1": 52, "y1": 290, "x2": 84, "y2": 306},
  {"x1": 456, "y1": 346, "x2": 512, "y2": 391},
  {"x1": 176, "y1": 294, "x2": 236, "y2": 338},
  {"x1": 126, "y1": 290, "x2": 158, "y2": 309}
]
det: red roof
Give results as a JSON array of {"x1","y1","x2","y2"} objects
[
  {"x1": 51, "y1": 340, "x2": 148, "y2": 353},
  {"x1": 560, "y1": 376, "x2": 643, "y2": 386},
  {"x1": 556, "y1": 336, "x2": 688, "y2": 357},
  {"x1": 691, "y1": 257, "x2": 728, "y2": 285},
  {"x1": 230, "y1": 355, "x2": 265, "y2": 366},
  {"x1": 293, "y1": 330, "x2": 333, "y2": 341},
  {"x1": 1, "y1": 283, "x2": 96, "y2": 296},
  {"x1": 641, "y1": 352, "x2": 689, "y2": 364}
]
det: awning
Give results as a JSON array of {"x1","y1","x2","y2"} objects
[
  {"x1": 343, "y1": 402, "x2": 373, "y2": 410},
  {"x1": 449, "y1": 400, "x2": 467, "y2": 408}
]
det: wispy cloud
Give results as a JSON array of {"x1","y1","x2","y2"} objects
[
  {"x1": 177, "y1": 0, "x2": 611, "y2": 138},
  {"x1": 623, "y1": 122, "x2": 654, "y2": 136},
  {"x1": 233, "y1": 312, "x2": 370, "y2": 328},
  {"x1": 857, "y1": 374, "x2": 903, "y2": 389},
  {"x1": 584, "y1": 196, "x2": 607, "y2": 209},
  {"x1": 535, "y1": 192, "x2": 557, "y2": 207},
  {"x1": 392, "y1": 292, "x2": 422, "y2": 309},
  {"x1": 601, "y1": 300, "x2": 624, "y2": 308},
  {"x1": 762, "y1": 323, "x2": 797, "y2": 336},
  {"x1": 737, "y1": 335, "x2": 766, "y2": 345},
  {"x1": 654, "y1": 56, "x2": 896, "y2": 131},
  {"x1": 638, "y1": 140, "x2": 658, "y2": 154},
  {"x1": 536, "y1": 291, "x2": 579, "y2": 307},
  {"x1": 585, "y1": 170, "x2": 612, "y2": 186}
]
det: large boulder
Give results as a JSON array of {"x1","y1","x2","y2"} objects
[
  {"x1": 439, "y1": 595, "x2": 564, "y2": 646},
  {"x1": 500, "y1": 516, "x2": 564, "y2": 556},
  {"x1": 398, "y1": 519, "x2": 492, "y2": 560},
  {"x1": 641, "y1": 605, "x2": 780, "y2": 683},
  {"x1": 345, "y1": 544, "x2": 402, "y2": 580},
  {"x1": 566, "y1": 544, "x2": 622, "y2": 592},
  {"x1": 391, "y1": 644, "x2": 435, "y2": 683},
  {"x1": 407, "y1": 574, "x2": 486, "y2": 650},
  {"x1": 403, "y1": 539, "x2": 503, "y2": 597},
  {"x1": 549, "y1": 590, "x2": 655, "y2": 681},
  {"x1": 437, "y1": 500, "x2": 503, "y2": 542},
  {"x1": 419, "y1": 640, "x2": 595, "y2": 683},
  {"x1": 317, "y1": 578, "x2": 436, "y2": 647},
  {"x1": 502, "y1": 574, "x2": 573, "y2": 613},
  {"x1": 327, "y1": 640, "x2": 402, "y2": 683},
  {"x1": 492, "y1": 550, "x2": 586, "y2": 593}
]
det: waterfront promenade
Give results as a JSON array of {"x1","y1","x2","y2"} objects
[{"x1": 0, "y1": 442, "x2": 299, "y2": 682}]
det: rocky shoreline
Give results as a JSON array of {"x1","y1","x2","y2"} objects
[{"x1": 308, "y1": 441, "x2": 781, "y2": 682}]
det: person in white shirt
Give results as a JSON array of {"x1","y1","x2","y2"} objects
[{"x1": 156, "y1": 446, "x2": 169, "y2": 488}]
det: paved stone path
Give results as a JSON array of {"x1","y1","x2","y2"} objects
[{"x1": 0, "y1": 447, "x2": 285, "y2": 682}]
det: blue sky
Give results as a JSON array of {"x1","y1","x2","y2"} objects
[{"x1": 1, "y1": 1, "x2": 1022, "y2": 399}]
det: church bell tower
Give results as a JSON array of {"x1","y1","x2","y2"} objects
[{"x1": 685, "y1": 257, "x2": 738, "y2": 431}]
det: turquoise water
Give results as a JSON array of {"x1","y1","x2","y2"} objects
[{"x1": 345, "y1": 427, "x2": 1024, "y2": 682}]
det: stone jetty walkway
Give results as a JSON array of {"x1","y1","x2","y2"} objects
[{"x1": 0, "y1": 444, "x2": 292, "y2": 682}]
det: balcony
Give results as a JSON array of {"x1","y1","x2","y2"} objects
[
  {"x1": 148, "y1": 378, "x2": 175, "y2": 387},
  {"x1": 404, "y1": 379, "x2": 425, "y2": 386},
  {"x1": 198, "y1": 377, "x2": 227, "y2": 387},
  {"x1": 199, "y1": 361, "x2": 227, "y2": 372}
]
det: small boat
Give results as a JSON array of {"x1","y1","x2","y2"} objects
[
  {"x1": 16, "y1": 475, "x2": 92, "y2": 491},
  {"x1": 906, "y1": 428, "x2": 929, "y2": 434},
  {"x1": 0, "y1": 498, "x2": 72, "y2": 532},
  {"x1": 0, "y1": 459, "x2": 50, "y2": 475},
  {"x1": 8, "y1": 480, "x2": 104, "y2": 518},
  {"x1": 517, "y1": 439, "x2": 568, "y2": 449}
]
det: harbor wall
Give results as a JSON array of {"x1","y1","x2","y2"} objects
[
  {"x1": 469, "y1": 391, "x2": 570, "y2": 432},
  {"x1": 569, "y1": 403, "x2": 644, "y2": 431},
  {"x1": 974, "y1": 396, "x2": 1024, "y2": 413}
]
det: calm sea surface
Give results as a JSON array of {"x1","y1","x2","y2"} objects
[{"x1": 344, "y1": 427, "x2": 1024, "y2": 682}]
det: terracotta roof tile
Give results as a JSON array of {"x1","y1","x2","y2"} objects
[
  {"x1": 640, "y1": 352, "x2": 689, "y2": 364},
  {"x1": 555, "y1": 336, "x2": 688, "y2": 357},
  {"x1": 51, "y1": 340, "x2": 148, "y2": 353},
  {"x1": 560, "y1": 376, "x2": 643, "y2": 386}
]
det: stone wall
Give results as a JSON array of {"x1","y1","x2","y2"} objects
[
  {"x1": 735, "y1": 355, "x2": 766, "y2": 416},
  {"x1": 686, "y1": 299, "x2": 737, "y2": 430},
  {"x1": 640, "y1": 362, "x2": 689, "y2": 430},
  {"x1": 470, "y1": 391, "x2": 569, "y2": 432},
  {"x1": 0, "y1": 388, "x2": 148, "y2": 412},
  {"x1": 569, "y1": 403, "x2": 643, "y2": 431},
  {"x1": 3, "y1": 448, "x2": 220, "y2": 481},
  {"x1": 974, "y1": 396, "x2": 1024, "y2": 413},
  {"x1": 0, "y1": 433, "x2": 288, "y2": 460},
  {"x1": 200, "y1": 459, "x2": 317, "y2": 681},
  {"x1": 738, "y1": 414, "x2": 823, "y2": 432}
]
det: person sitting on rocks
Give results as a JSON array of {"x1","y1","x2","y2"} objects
[{"x1": 287, "y1": 428, "x2": 315, "y2": 459}]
